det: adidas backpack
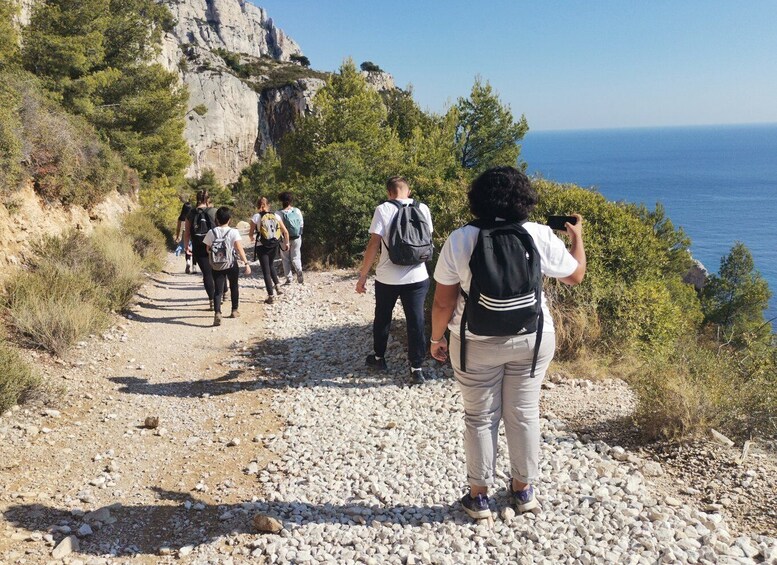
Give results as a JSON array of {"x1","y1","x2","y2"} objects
[
  {"x1": 208, "y1": 227, "x2": 235, "y2": 271},
  {"x1": 460, "y1": 219, "x2": 544, "y2": 376},
  {"x1": 385, "y1": 200, "x2": 434, "y2": 265},
  {"x1": 280, "y1": 208, "x2": 303, "y2": 239},
  {"x1": 259, "y1": 212, "x2": 281, "y2": 246}
]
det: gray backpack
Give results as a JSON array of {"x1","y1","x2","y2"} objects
[
  {"x1": 209, "y1": 227, "x2": 235, "y2": 271},
  {"x1": 384, "y1": 200, "x2": 433, "y2": 265}
]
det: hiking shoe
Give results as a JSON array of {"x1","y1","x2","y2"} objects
[
  {"x1": 409, "y1": 367, "x2": 426, "y2": 385},
  {"x1": 275, "y1": 285, "x2": 283, "y2": 295},
  {"x1": 365, "y1": 354, "x2": 387, "y2": 371},
  {"x1": 213, "y1": 313, "x2": 221, "y2": 326},
  {"x1": 230, "y1": 310, "x2": 240, "y2": 318},
  {"x1": 510, "y1": 483, "x2": 539, "y2": 513},
  {"x1": 264, "y1": 295, "x2": 274, "y2": 304},
  {"x1": 461, "y1": 493, "x2": 491, "y2": 520},
  {"x1": 297, "y1": 272, "x2": 304, "y2": 284}
]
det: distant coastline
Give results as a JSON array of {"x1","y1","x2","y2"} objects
[{"x1": 522, "y1": 123, "x2": 777, "y2": 322}]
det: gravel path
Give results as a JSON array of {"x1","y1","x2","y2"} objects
[{"x1": 1, "y1": 251, "x2": 776, "y2": 564}]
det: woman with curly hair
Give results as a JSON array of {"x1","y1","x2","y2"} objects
[{"x1": 430, "y1": 166, "x2": 586, "y2": 519}]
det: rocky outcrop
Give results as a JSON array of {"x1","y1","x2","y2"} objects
[
  {"x1": 160, "y1": 0, "x2": 302, "y2": 62},
  {"x1": 157, "y1": 0, "x2": 326, "y2": 184},
  {"x1": 258, "y1": 78, "x2": 325, "y2": 155},
  {"x1": 683, "y1": 259, "x2": 709, "y2": 291},
  {"x1": 361, "y1": 70, "x2": 396, "y2": 93}
]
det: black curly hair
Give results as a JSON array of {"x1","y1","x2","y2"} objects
[{"x1": 468, "y1": 166, "x2": 538, "y2": 221}]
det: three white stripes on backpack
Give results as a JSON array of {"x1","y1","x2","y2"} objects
[{"x1": 477, "y1": 292, "x2": 536, "y2": 311}]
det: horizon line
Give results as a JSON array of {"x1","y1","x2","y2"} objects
[{"x1": 530, "y1": 120, "x2": 777, "y2": 134}]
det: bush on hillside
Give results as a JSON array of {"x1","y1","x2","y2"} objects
[
  {"x1": 122, "y1": 210, "x2": 167, "y2": 271},
  {"x1": 13, "y1": 72, "x2": 127, "y2": 206},
  {"x1": 32, "y1": 229, "x2": 144, "y2": 312},
  {"x1": 4, "y1": 268, "x2": 109, "y2": 356},
  {"x1": 0, "y1": 341, "x2": 39, "y2": 413},
  {"x1": 0, "y1": 76, "x2": 24, "y2": 194},
  {"x1": 139, "y1": 175, "x2": 181, "y2": 233}
]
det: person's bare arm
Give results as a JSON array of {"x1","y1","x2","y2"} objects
[
  {"x1": 355, "y1": 234, "x2": 382, "y2": 294},
  {"x1": 430, "y1": 282, "x2": 459, "y2": 362},
  {"x1": 234, "y1": 240, "x2": 251, "y2": 275},
  {"x1": 278, "y1": 221, "x2": 290, "y2": 250},
  {"x1": 559, "y1": 213, "x2": 586, "y2": 286}
]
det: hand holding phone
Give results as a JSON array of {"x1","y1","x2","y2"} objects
[{"x1": 547, "y1": 215, "x2": 578, "y2": 231}]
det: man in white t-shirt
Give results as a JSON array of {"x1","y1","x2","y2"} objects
[{"x1": 355, "y1": 176, "x2": 433, "y2": 385}]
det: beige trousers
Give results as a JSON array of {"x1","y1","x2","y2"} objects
[{"x1": 450, "y1": 331, "x2": 555, "y2": 487}]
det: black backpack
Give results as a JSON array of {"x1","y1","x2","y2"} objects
[
  {"x1": 460, "y1": 219, "x2": 544, "y2": 376},
  {"x1": 192, "y1": 208, "x2": 213, "y2": 241},
  {"x1": 385, "y1": 200, "x2": 434, "y2": 265}
]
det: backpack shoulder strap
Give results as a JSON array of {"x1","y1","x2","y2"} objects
[{"x1": 385, "y1": 199, "x2": 403, "y2": 210}]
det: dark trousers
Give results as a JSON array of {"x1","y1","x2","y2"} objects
[
  {"x1": 194, "y1": 254, "x2": 215, "y2": 300},
  {"x1": 213, "y1": 264, "x2": 239, "y2": 314},
  {"x1": 373, "y1": 279, "x2": 429, "y2": 368},
  {"x1": 256, "y1": 244, "x2": 280, "y2": 296}
]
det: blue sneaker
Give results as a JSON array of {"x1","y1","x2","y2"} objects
[
  {"x1": 460, "y1": 493, "x2": 491, "y2": 520},
  {"x1": 510, "y1": 483, "x2": 539, "y2": 513}
]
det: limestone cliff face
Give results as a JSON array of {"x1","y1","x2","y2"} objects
[
  {"x1": 157, "y1": 0, "x2": 326, "y2": 184},
  {"x1": 161, "y1": 0, "x2": 302, "y2": 62}
]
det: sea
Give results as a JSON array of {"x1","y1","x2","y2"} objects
[{"x1": 521, "y1": 123, "x2": 777, "y2": 323}]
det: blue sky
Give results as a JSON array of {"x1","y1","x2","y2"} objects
[{"x1": 254, "y1": 1, "x2": 777, "y2": 131}]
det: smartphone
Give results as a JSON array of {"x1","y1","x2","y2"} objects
[{"x1": 547, "y1": 215, "x2": 577, "y2": 231}]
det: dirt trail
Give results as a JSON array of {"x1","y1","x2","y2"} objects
[
  {"x1": 1, "y1": 249, "x2": 288, "y2": 562},
  {"x1": 1, "y1": 247, "x2": 775, "y2": 563}
]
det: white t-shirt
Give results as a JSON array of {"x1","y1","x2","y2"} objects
[
  {"x1": 434, "y1": 221, "x2": 578, "y2": 337},
  {"x1": 369, "y1": 199, "x2": 433, "y2": 285},
  {"x1": 203, "y1": 226, "x2": 242, "y2": 264}
]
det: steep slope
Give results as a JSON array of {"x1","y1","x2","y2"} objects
[{"x1": 156, "y1": 0, "x2": 327, "y2": 184}]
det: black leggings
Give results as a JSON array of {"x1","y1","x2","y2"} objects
[
  {"x1": 213, "y1": 264, "x2": 239, "y2": 314},
  {"x1": 256, "y1": 244, "x2": 280, "y2": 296},
  {"x1": 194, "y1": 254, "x2": 215, "y2": 300}
]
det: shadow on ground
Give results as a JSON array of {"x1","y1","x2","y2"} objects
[
  {"x1": 4, "y1": 488, "x2": 468, "y2": 557},
  {"x1": 110, "y1": 319, "x2": 444, "y2": 398}
]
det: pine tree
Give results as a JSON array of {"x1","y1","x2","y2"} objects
[
  {"x1": 702, "y1": 242, "x2": 772, "y2": 339},
  {"x1": 455, "y1": 77, "x2": 528, "y2": 173}
]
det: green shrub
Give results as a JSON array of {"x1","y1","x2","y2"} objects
[
  {"x1": 0, "y1": 74, "x2": 24, "y2": 194},
  {"x1": 631, "y1": 349, "x2": 730, "y2": 440},
  {"x1": 0, "y1": 341, "x2": 39, "y2": 413},
  {"x1": 4, "y1": 268, "x2": 109, "y2": 356},
  {"x1": 122, "y1": 210, "x2": 167, "y2": 271},
  {"x1": 139, "y1": 175, "x2": 181, "y2": 231},
  {"x1": 14, "y1": 72, "x2": 126, "y2": 206},
  {"x1": 32, "y1": 229, "x2": 144, "y2": 311}
]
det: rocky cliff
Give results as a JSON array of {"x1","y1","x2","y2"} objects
[{"x1": 157, "y1": 0, "x2": 327, "y2": 184}]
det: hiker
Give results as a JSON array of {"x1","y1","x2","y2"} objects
[
  {"x1": 184, "y1": 190, "x2": 217, "y2": 309},
  {"x1": 429, "y1": 166, "x2": 586, "y2": 519},
  {"x1": 278, "y1": 191, "x2": 304, "y2": 284},
  {"x1": 249, "y1": 196, "x2": 289, "y2": 304},
  {"x1": 355, "y1": 176, "x2": 434, "y2": 385},
  {"x1": 204, "y1": 206, "x2": 251, "y2": 326},
  {"x1": 175, "y1": 194, "x2": 194, "y2": 273}
]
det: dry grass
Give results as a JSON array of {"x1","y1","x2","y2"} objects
[
  {"x1": 4, "y1": 268, "x2": 109, "y2": 356},
  {"x1": 0, "y1": 341, "x2": 40, "y2": 413},
  {"x1": 121, "y1": 210, "x2": 167, "y2": 271}
]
